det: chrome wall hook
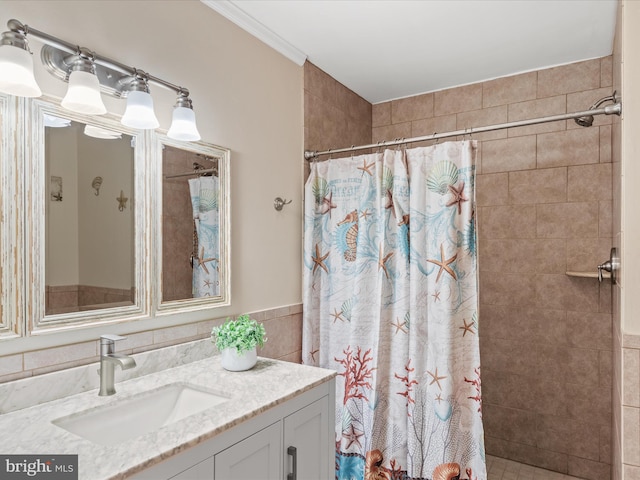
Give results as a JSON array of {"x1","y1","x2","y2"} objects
[{"x1": 274, "y1": 197, "x2": 292, "y2": 211}]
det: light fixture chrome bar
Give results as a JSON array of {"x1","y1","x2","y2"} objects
[
  {"x1": 304, "y1": 102, "x2": 622, "y2": 160},
  {"x1": 8, "y1": 19, "x2": 188, "y2": 96}
]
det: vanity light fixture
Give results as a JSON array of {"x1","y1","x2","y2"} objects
[
  {"x1": 0, "y1": 19, "x2": 200, "y2": 140},
  {"x1": 120, "y1": 72, "x2": 159, "y2": 129},
  {"x1": 167, "y1": 91, "x2": 201, "y2": 141},
  {"x1": 0, "y1": 25, "x2": 41, "y2": 97}
]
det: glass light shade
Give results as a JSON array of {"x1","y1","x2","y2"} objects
[
  {"x1": 61, "y1": 70, "x2": 107, "y2": 115},
  {"x1": 83, "y1": 124, "x2": 122, "y2": 139},
  {"x1": 167, "y1": 106, "x2": 201, "y2": 141},
  {"x1": 0, "y1": 44, "x2": 41, "y2": 97},
  {"x1": 43, "y1": 113, "x2": 71, "y2": 128},
  {"x1": 121, "y1": 90, "x2": 159, "y2": 129}
]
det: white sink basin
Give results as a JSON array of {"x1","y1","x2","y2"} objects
[{"x1": 52, "y1": 383, "x2": 229, "y2": 446}]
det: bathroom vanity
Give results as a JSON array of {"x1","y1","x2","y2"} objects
[{"x1": 0, "y1": 355, "x2": 336, "y2": 480}]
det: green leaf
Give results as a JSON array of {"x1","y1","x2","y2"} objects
[{"x1": 211, "y1": 314, "x2": 267, "y2": 354}]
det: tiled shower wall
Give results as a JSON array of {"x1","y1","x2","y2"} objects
[{"x1": 304, "y1": 58, "x2": 614, "y2": 479}]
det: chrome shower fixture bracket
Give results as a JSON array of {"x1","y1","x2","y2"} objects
[
  {"x1": 41, "y1": 44, "x2": 135, "y2": 98},
  {"x1": 575, "y1": 91, "x2": 619, "y2": 127}
]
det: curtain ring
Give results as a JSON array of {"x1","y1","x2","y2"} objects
[{"x1": 433, "y1": 132, "x2": 439, "y2": 145}]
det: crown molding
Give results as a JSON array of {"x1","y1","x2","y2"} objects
[{"x1": 201, "y1": 0, "x2": 307, "y2": 66}]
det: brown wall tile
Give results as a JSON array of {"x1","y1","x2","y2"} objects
[
  {"x1": 434, "y1": 83, "x2": 483, "y2": 116},
  {"x1": 411, "y1": 115, "x2": 457, "y2": 139},
  {"x1": 483, "y1": 71, "x2": 537, "y2": 108},
  {"x1": 457, "y1": 105, "x2": 508, "y2": 141},
  {"x1": 534, "y1": 238, "x2": 567, "y2": 274},
  {"x1": 372, "y1": 102, "x2": 391, "y2": 128},
  {"x1": 535, "y1": 274, "x2": 599, "y2": 312},
  {"x1": 568, "y1": 163, "x2": 612, "y2": 202},
  {"x1": 601, "y1": 55, "x2": 613, "y2": 88},
  {"x1": 536, "y1": 202, "x2": 599, "y2": 239},
  {"x1": 478, "y1": 205, "x2": 537, "y2": 240},
  {"x1": 480, "y1": 239, "x2": 537, "y2": 273},
  {"x1": 537, "y1": 59, "x2": 601, "y2": 98},
  {"x1": 391, "y1": 93, "x2": 433, "y2": 123},
  {"x1": 372, "y1": 122, "x2": 412, "y2": 143},
  {"x1": 481, "y1": 136, "x2": 537, "y2": 173},
  {"x1": 509, "y1": 167, "x2": 567, "y2": 205},
  {"x1": 476, "y1": 173, "x2": 508, "y2": 206},
  {"x1": 537, "y1": 128, "x2": 600, "y2": 168},
  {"x1": 507, "y1": 95, "x2": 567, "y2": 137}
]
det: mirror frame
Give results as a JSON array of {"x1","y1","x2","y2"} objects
[
  {"x1": 0, "y1": 93, "x2": 21, "y2": 339},
  {"x1": 27, "y1": 97, "x2": 151, "y2": 333},
  {"x1": 153, "y1": 135, "x2": 231, "y2": 314}
]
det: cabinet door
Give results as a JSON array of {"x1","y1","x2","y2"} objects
[
  {"x1": 214, "y1": 421, "x2": 282, "y2": 479},
  {"x1": 283, "y1": 398, "x2": 331, "y2": 480},
  {"x1": 171, "y1": 457, "x2": 214, "y2": 479}
]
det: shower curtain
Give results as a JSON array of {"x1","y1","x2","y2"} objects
[
  {"x1": 189, "y1": 176, "x2": 220, "y2": 297},
  {"x1": 303, "y1": 141, "x2": 485, "y2": 480}
]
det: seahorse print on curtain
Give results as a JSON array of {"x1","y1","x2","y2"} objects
[{"x1": 303, "y1": 141, "x2": 485, "y2": 480}]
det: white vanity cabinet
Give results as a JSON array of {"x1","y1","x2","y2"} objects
[{"x1": 135, "y1": 380, "x2": 334, "y2": 480}]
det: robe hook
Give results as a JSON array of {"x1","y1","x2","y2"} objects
[{"x1": 274, "y1": 197, "x2": 292, "y2": 211}]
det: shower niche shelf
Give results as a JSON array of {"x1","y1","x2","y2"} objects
[{"x1": 565, "y1": 271, "x2": 610, "y2": 279}]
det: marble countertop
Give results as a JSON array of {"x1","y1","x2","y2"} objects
[{"x1": 0, "y1": 356, "x2": 336, "y2": 480}]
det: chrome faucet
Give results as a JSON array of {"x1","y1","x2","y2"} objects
[{"x1": 98, "y1": 334, "x2": 136, "y2": 396}]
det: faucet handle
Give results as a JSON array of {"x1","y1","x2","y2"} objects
[
  {"x1": 100, "y1": 334, "x2": 127, "y2": 356},
  {"x1": 100, "y1": 334, "x2": 127, "y2": 343}
]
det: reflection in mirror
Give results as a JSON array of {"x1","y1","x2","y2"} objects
[
  {"x1": 45, "y1": 114, "x2": 135, "y2": 314},
  {"x1": 162, "y1": 145, "x2": 220, "y2": 302}
]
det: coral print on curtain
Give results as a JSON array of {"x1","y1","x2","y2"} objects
[
  {"x1": 189, "y1": 176, "x2": 220, "y2": 297},
  {"x1": 303, "y1": 141, "x2": 485, "y2": 480}
]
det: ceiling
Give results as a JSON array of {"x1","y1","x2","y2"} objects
[{"x1": 203, "y1": 0, "x2": 618, "y2": 104}]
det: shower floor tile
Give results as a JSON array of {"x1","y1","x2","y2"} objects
[{"x1": 486, "y1": 455, "x2": 585, "y2": 480}]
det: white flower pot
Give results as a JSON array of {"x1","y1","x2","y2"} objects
[{"x1": 220, "y1": 347, "x2": 257, "y2": 371}]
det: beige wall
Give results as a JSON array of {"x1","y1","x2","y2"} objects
[{"x1": 0, "y1": 0, "x2": 303, "y2": 356}]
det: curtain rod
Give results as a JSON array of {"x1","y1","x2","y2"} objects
[
  {"x1": 164, "y1": 168, "x2": 217, "y2": 179},
  {"x1": 304, "y1": 102, "x2": 622, "y2": 160}
]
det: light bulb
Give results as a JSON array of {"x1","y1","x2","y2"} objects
[
  {"x1": 121, "y1": 90, "x2": 159, "y2": 129},
  {"x1": 0, "y1": 43, "x2": 41, "y2": 97},
  {"x1": 61, "y1": 70, "x2": 106, "y2": 115},
  {"x1": 168, "y1": 106, "x2": 201, "y2": 141}
]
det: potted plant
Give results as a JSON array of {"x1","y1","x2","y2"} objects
[{"x1": 211, "y1": 314, "x2": 267, "y2": 371}]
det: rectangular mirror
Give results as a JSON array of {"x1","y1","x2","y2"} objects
[
  {"x1": 157, "y1": 137, "x2": 230, "y2": 311},
  {"x1": 29, "y1": 98, "x2": 149, "y2": 331},
  {"x1": 45, "y1": 116, "x2": 135, "y2": 314}
]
